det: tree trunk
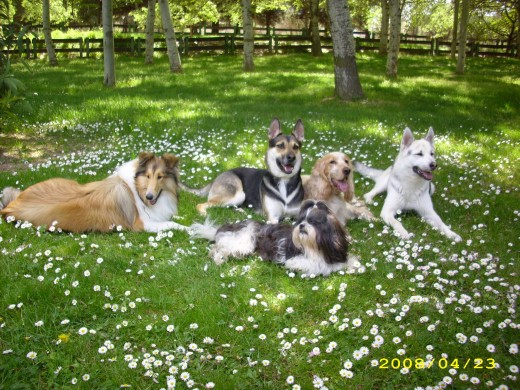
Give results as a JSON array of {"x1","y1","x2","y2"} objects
[
  {"x1": 145, "y1": 0, "x2": 156, "y2": 64},
  {"x1": 456, "y1": 0, "x2": 469, "y2": 74},
  {"x1": 386, "y1": 0, "x2": 402, "y2": 78},
  {"x1": 516, "y1": 0, "x2": 520, "y2": 59},
  {"x1": 158, "y1": 0, "x2": 182, "y2": 73},
  {"x1": 310, "y1": 0, "x2": 322, "y2": 56},
  {"x1": 450, "y1": 0, "x2": 459, "y2": 60},
  {"x1": 379, "y1": 0, "x2": 389, "y2": 55},
  {"x1": 42, "y1": 0, "x2": 58, "y2": 66},
  {"x1": 327, "y1": 0, "x2": 365, "y2": 100},
  {"x1": 102, "y1": 0, "x2": 116, "y2": 87},
  {"x1": 241, "y1": 0, "x2": 255, "y2": 72}
]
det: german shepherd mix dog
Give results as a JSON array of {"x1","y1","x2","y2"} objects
[
  {"x1": 183, "y1": 119, "x2": 305, "y2": 223},
  {"x1": 191, "y1": 200, "x2": 354, "y2": 276},
  {"x1": 0, "y1": 152, "x2": 188, "y2": 233},
  {"x1": 355, "y1": 128, "x2": 462, "y2": 242}
]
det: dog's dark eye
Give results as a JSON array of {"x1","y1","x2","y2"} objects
[
  {"x1": 157, "y1": 175, "x2": 163, "y2": 180},
  {"x1": 344, "y1": 159, "x2": 350, "y2": 164},
  {"x1": 293, "y1": 144, "x2": 299, "y2": 151},
  {"x1": 276, "y1": 143, "x2": 285, "y2": 149},
  {"x1": 329, "y1": 160, "x2": 337, "y2": 164},
  {"x1": 416, "y1": 152, "x2": 424, "y2": 156}
]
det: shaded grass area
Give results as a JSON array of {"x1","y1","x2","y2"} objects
[{"x1": 0, "y1": 53, "x2": 519, "y2": 389}]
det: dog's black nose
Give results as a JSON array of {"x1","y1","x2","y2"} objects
[
  {"x1": 430, "y1": 163, "x2": 437, "y2": 171},
  {"x1": 146, "y1": 193, "x2": 154, "y2": 200},
  {"x1": 299, "y1": 223, "x2": 306, "y2": 232},
  {"x1": 343, "y1": 168, "x2": 351, "y2": 176}
]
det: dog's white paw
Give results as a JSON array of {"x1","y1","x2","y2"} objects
[
  {"x1": 363, "y1": 194, "x2": 374, "y2": 205},
  {"x1": 446, "y1": 231, "x2": 462, "y2": 242}
]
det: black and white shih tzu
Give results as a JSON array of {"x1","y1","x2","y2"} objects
[{"x1": 191, "y1": 200, "x2": 357, "y2": 276}]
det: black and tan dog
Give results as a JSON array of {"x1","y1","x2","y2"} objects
[{"x1": 182, "y1": 118, "x2": 305, "y2": 223}]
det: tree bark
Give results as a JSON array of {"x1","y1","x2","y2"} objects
[
  {"x1": 456, "y1": 0, "x2": 469, "y2": 74},
  {"x1": 386, "y1": 0, "x2": 402, "y2": 78},
  {"x1": 310, "y1": 0, "x2": 322, "y2": 56},
  {"x1": 42, "y1": 0, "x2": 58, "y2": 66},
  {"x1": 102, "y1": 0, "x2": 116, "y2": 87},
  {"x1": 450, "y1": 0, "x2": 460, "y2": 60},
  {"x1": 158, "y1": 0, "x2": 182, "y2": 73},
  {"x1": 145, "y1": 0, "x2": 156, "y2": 64},
  {"x1": 516, "y1": 0, "x2": 520, "y2": 59},
  {"x1": 242, "y1": 0, "x2": 255, "y2": 71},
  {"x1": 327, "y1": 0, "x2": 365, "y2": 100},
  {"x1": 379, "y1": 0, "x2": 389, "y2": 55}
]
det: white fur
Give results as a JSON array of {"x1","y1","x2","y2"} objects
[
  {"x1": 356, "y1": 128, "x2": 461, "y2": 242},
  {"x1": 284, "y1": 254, "x2": 357, "y2": 276}
]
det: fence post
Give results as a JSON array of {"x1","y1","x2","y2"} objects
[
  {"x1": 274, "y1": 35, "x2": 278, "y2": 53},
  {"x1": 31, "y1": 37, "x2": 37, "y2": 59},
  {"x1": 430, "y1": 38, "x2": 434, "y2": 56},
  {"x1": 85, "y1": 37, "x2": 90, "y2": 58},
  {"x1": 79, "y1": 38, "x2": 84, "y2": 58},
  {"x1": 184, "y1": 36, "x2": 189, "y2": 55}
]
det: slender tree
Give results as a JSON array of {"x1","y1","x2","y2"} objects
[
  {"x1": 102, "y1": 0, "x2": 115, "y2": 87},
  {"x1": 379, "y1": 0, "x2": 389, "y2": 55},
  {"x1": 42, "y1": 0, "x2": 58, "y2": 66},
  {"x1": 450, "y1": 0, "x2": 460, "y2": 60},
  {"x1": 158, "y1": 0, "x2": 182, "y2": 72},
  {"x1": 516, "y1": 0, "x2": 520, "y2": 59},
  {"x1": 386, "y1": 0, "x2": 403, "y2": 78},
  {"x1": 310, "y1": 0, "x2": 322, "y2": 56},
  {"x1": 242, "y1": 0, "x2": 254, "y2": 71},
  {"x1": 145, "y1": 0, "x2": 156, "y2": 64},
  {"x1": 456, "y1": 0, "x2": 469, "y2": 74},
  {"x1": 327, "y1": 0, "x2": 365, "y2": 100}
]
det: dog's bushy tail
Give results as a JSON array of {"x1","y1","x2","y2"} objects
[
  {"x1": 179, "y1": 182, "x2": 212, "y2": 197},
  {"x1": 1, "y1": 187, "x2": 21, "y2": 209},
  {"x1": 354, "y1": 162, "x2": 384, "y2": 180},
  {"x1": 190, "y1": 219, "x2": 219, "y2": 241}
]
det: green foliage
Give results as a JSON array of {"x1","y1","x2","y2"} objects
[{"x1": 0, "y1": 54, "x2": 519, "y2": 389}]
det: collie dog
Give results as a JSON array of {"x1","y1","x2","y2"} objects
[
  {"x1": 182, "y1": 118, "x2": 305, "y2": 223},
  {"x1": 191, "y1": 200, "x2": 356, "y2": 276},
  {"x1": 303, "y1": 152, "x2": 374, "y2": 225},
  {"x1": 0, "y1": 152, "x2": 188, "y2": 233},
  {"x1": 355, "y1": 128, "x2": 461, "y2": 241}
]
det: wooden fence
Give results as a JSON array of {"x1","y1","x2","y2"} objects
[{"x1": 5, "y1": 32, "x2": 517, "y2": 59}]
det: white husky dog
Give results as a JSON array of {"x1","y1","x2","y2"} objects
[{"x1": 355, "y1": 127, "x2": 461, "y2": 242}]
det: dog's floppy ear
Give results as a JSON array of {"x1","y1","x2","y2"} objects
[
  {"x1": 161, "y1": 153, "x2": 180, "y2": 169},
  {"x1": 268, "y1": 118, "x2": 282, "y2": 140},
  {"x1": 345, "y1": 164, "x2": 355, "y2": 202},
  {"x1": 292, "y1": 119, "x2": 304, "y2": 142},
  {"x1": 424, "y1": 127, "x2": 434, "y2": 145},
  {"x1": 318, "y1": 213, "x2": 349, "y2": 264},
  {"x1": 400, "y1": 127, "x2": 414, "y2": 150}
]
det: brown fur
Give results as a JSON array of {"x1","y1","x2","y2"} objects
[
  {"x1": 304, "y1": 152, "x2": 374, "y2": 224},
  {"x1": 1, "y1": 153, "x2": 182, "y2": 233}
]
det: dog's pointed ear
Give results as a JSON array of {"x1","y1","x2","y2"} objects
[
  {"x1": 400, "y1": 128, "x2": 414, "y2": 150},
  {"x1": 292, "y1": 119, "x2": 304, "y2": 142},
  {"x1": 268, "y1": 118, "x2": 282, "y2": 140},
  {"x1": 138, "y1": 152, "x2": 155, "y2": 166},
  {"x1": 161, "y1": 153, "x2": 180, "y2": 169},
  {"x1": 425, "y1": 127, "x2": 434, "y2": 145}
]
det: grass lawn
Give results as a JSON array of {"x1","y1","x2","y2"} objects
[{"x1": 0, "y1": 53, "x2": 519, "y2": 389}]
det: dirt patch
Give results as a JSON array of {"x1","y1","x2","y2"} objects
[{"x1": 0, "y1": 132, "x2": 61, "y2": 172}]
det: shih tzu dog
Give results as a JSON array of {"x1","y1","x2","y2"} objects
[{"x1": 191, "y1": 200, "x2": 357, "y2": 276}]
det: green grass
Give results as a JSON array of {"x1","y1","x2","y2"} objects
[{"x1": 1, "y1": 53, "x2": 519, "y2": 389}]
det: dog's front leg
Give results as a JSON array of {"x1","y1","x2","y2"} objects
[
  {"x1": 263, "y1": 198, "x2": 284, "y2": 224},
  {"x1": 418, "y1": 206, "x2": 462, "y2": 242},
  {"x1": 381, "y1": 198, "x2": 412, "y2": 240},
  {"x1": 144, "y1": 221, "x2": 190, "y2": 233}
]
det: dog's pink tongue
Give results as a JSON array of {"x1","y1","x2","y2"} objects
[
  {"x1": 422, "y1": 171, "x2": 433, "y2": 181},
  {"x1": 334, "y1": 179, "x2": 349, "y2": 193},
  {"x1": 283, "y1": 165, "x2": 294, "y2": 174}
]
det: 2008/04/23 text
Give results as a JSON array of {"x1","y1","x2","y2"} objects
[{"x1": 378, "y1": 358, "x2": 496, "y2": 370}]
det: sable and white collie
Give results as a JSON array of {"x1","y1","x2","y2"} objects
[
  {"x1": 191, "y1": 200, "x2": 356, "y2": 276},
  {"x1": 0, "y1": 152, "x2": 188, "y2": 233},
  {"x1": 355, "y1": 128, "x2": 461, "y2": 242}
]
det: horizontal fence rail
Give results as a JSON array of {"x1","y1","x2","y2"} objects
[{"x1": 4, "y1": 32, "x2": 517, "y2": 59}]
